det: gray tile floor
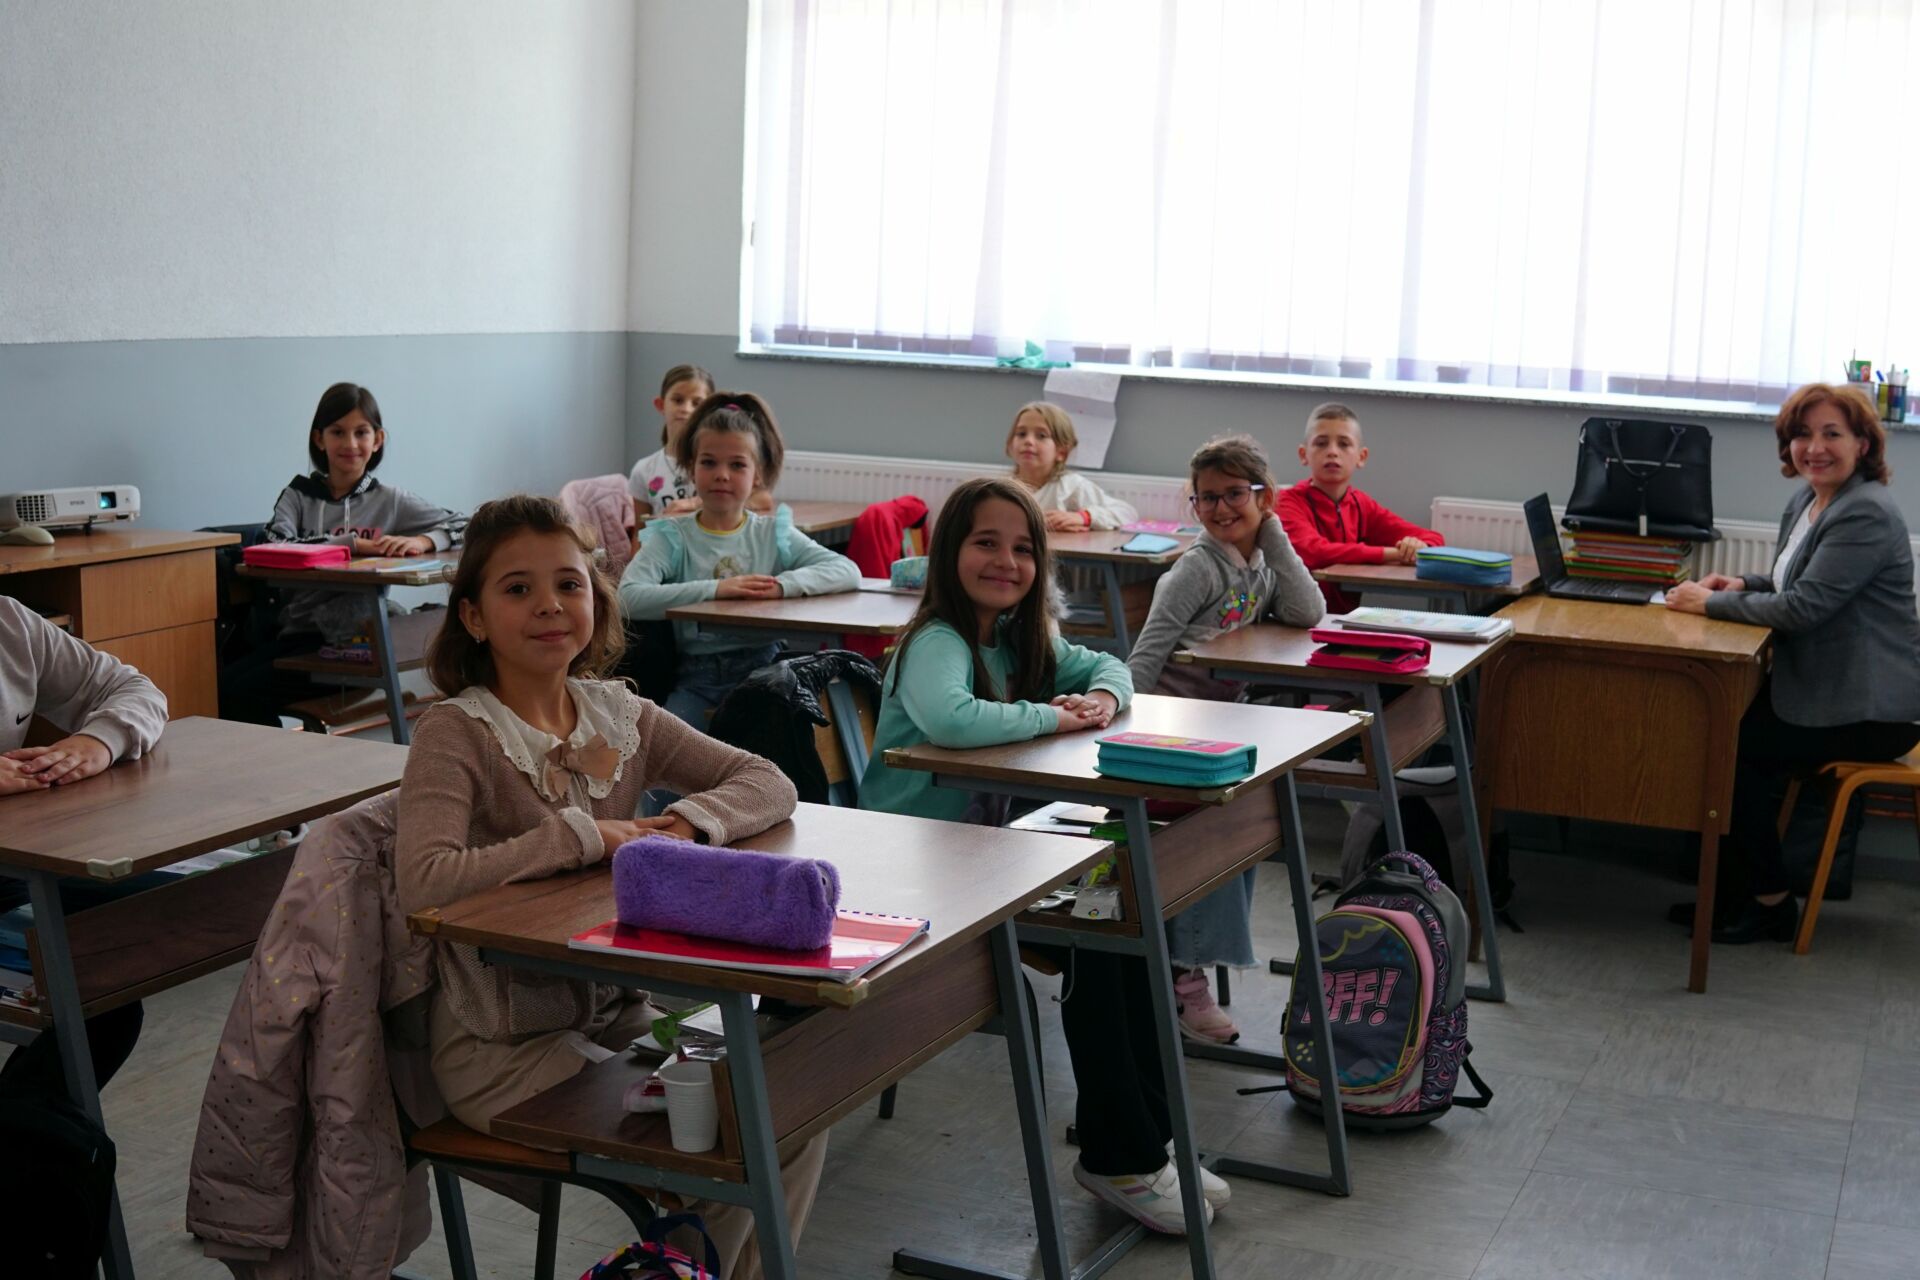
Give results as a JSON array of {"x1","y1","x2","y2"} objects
[{"x1": 14, "y1": 802, "x2": 1919, "y2": 1278}]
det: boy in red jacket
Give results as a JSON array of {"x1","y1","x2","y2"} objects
[{"x1": 1276, "y1": 402, "x2": 1445, "y2": 613}]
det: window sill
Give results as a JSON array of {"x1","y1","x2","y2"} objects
[{"x1": 737, "y1": 342, "x2": 1918, "y2": 431}]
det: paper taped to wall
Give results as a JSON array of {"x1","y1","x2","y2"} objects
[{"x1": 1042, "y1": 368, "x2": 1121, "y2": 469}]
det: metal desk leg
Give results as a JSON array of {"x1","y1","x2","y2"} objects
[
  {"x1": 365, "y1": 585, "x2": 411, "y2": 745},
  {"x1": 894, "y1": 920, "x2": 1073, "y2": 1280},
  {"x1": 27, "y1": 870, "x2": 135, "y2": 1280},
  {"x1": 1444, "y1": 685, "x2": 1506, "y2": 1001},
  {"x1": 1212, "y1": 775, "x2": 1352, "y2": 1196},
  {"x1": 1099, "y1": 563, "x2": 1132, "y2": 657},
  {"x1": 1270, "y1": 687, "x2": 1405, "y2": 980},
  {"x1": 717, "y1": 991, "x2": 799, "y2": 1280},
  {"x1": 1123, "y1": 796, "x2": 1218, "y2": 1280}
]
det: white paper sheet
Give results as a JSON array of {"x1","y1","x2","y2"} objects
[{"x1": 1042, "y1": 367, "x2": 1122, "y2": 468}]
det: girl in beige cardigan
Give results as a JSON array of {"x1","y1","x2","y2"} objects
[{"x1": 394, "y1": 494, "x2": 818, "y2": 1279}]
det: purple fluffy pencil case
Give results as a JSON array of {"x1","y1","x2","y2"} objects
[{"x1": 611, "y1": 835, "x2": 842, "y2": 951}]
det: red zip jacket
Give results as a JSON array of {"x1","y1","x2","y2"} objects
[{"x1": 1276, "y1": 479, "x2": 1444, "y2": 613}]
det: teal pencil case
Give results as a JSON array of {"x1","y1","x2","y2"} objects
[{"x1": 1094, "y1": 731, "x2": 1257, "y2": 787}]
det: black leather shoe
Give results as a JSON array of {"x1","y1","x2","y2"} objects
[
  {"x1": 1710, "y1": 896, "x2": 1799, "y2": 945},
  {"x1": 1667, "y1": 899, "x2": 1736, "y2": 928}
]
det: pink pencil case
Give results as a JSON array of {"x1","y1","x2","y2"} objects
[
  {"x1": 242, "y1": 543, "x2": 350, "y2": 570},
  {"x1": 1305, "y1": 627, "x2": 1431, "y2": 674}
]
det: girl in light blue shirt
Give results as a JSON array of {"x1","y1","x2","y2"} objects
[{"x1": 618, "y1": 393, "x2": 858, "y2": 725}]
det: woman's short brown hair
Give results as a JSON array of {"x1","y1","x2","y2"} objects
[
  {"x1": 425, "y1": 494, "x2": 625, "y2": 697},
  {"x1": 1774, "y1": 383, "x2": 1891, "y2": 484}
]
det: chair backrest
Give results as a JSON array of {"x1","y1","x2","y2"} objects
[
  {"x1": 812, "y1": 683, "x2": 879, "y2": 807},
  {"x1": 559, "y1": 475, "x2": 637, "y2": 578}
]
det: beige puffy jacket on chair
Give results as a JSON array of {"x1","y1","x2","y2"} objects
[{"x1": 186, "y1": 790, "x2": 443, "y2": 1278}]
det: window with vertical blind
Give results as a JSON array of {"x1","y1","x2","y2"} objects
[{"x1": 745, "y1": 0, "x2": 1919, "y2": 409}]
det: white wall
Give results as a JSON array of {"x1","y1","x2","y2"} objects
[
  {"x1": 626, "y1": 0, "x2": 746, "y2": 336},
  {"x1": 0, "y1": 0, "x2": 639, "y2": 343}
]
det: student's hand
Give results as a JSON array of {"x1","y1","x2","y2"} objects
[
  {"x1": 356, "y1": 534, "x2": 434, "y2": 557},
  {"x1": 748, "y1": 490, "x2": 777, "y2": 516},
  {"x1": 716, "y1": 575, "x2": 784, "y2": 599},
  {"x1": 1698, "y1": 573, "x2": 1745, "y2": 592},
  {"x1": 1664, "y1": 581, "x2": 1712, "y2": 614},
  {"x1": 1392, "y1": 537, "x2": 1426, "y2": 564},
  {"x1": 1051, "y1": 690, "x2": 1119, "y2": 730},
  {"x1": 1043, "y1": 510, "x2": 1084, "y2": 532},
  {"x1": 0, "y1": 756, "x2": 50, "y2": 796},
  {"x1": 664, "y1": 496, "x2": 702, "y2": 515},
  {"x1": 631, "y1": 814, "x2": 699, "y2": 842},
  {"x1": 594, "y1": 818, "x2": 650, "y2": 857},
  {"x1": 3, "y1": 734, "x2": 112, "y2": 787}
]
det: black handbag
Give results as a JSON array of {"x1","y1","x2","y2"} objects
[{"x1": 1564, "y1": 417, "x2": 1718, "y2": 541}]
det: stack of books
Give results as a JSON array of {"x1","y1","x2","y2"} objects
[{"x1": 1562, "y1": 531, "x2": 1692, "y2": 586}]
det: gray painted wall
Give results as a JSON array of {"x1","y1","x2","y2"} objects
[
  {"x1": 0, "y1": 334, "x2": 629, "y2": 531},
  {"x1": 627, "y1": 333, "x2": 1920, "y2": 526}
]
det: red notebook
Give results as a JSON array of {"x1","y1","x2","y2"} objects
[{"x1": 568, "y1": 910, "x2": 929, "y2": 983}]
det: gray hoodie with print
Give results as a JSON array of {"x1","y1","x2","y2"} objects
[
  {"x1": 1126, "y1": 513, "x2": 1325, "y2": 692},
  {"x1": 265, "y1": 472, "x2": 466, "y2": 641}
]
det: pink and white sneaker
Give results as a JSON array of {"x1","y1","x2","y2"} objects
[{"x1": 1173, "y1": 968, "x2": 1240, "y2": 1045}]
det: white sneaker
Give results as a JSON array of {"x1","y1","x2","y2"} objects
[
  {"x1": 1165, "y1": 1140, "x2": 1232, "y2": 1209},
  {"x1": 1073, "y1": 1159, "x2": 1214, "y2": 1235}
]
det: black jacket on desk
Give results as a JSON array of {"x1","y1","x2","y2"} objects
[{"x1": 1707, "y1": 471, "x2": 1920, "y2": 727}]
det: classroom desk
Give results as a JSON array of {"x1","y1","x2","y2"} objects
[
  {"x1": 408, "y1": 803, "x2": 1110, "y2": 1280},
  {"x1": 1312, "y1": 555, "x2": 1541, "y2": 608},
  {"x1": 665, "y1": 587, "x2": 919, "y2": 773},
  {"x1": 0, "y1": 529, "x2": 240, "y2": 718},
  {"x1": 1474, "y1": 596, "x2": 1770, "y2": 993},
  {"x1": 238, "y1": 553, "x2": 456, "y2": 742},
  {"x1": 884, "y1": 694, "x2": 1363, "y2": 1280},
  {"x1": 635, "y1": 500, "x2": 865, "y2": 543},
  {"x1": 1174, "y1": 623, "x2": 1510, "y2": 1001},
  {"x1": 0, "y1": 716, "x2": 408, "y2": 1280},
  {"x1": 1049, "y1": 530, "x2": 1197, "y2": 656}
]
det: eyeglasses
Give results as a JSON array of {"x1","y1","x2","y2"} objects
[{"x1": 1188, "y1": 484, "x2": 1265, "y2": 513}]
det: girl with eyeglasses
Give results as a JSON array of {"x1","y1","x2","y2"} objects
[{"x1": 1125, "y1": 434, "x2": 1324, "y2": 1045}]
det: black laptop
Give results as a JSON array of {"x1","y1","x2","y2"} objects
[{"x1": 1524, "y1": 494, "x2": 1659, "y2": 604}]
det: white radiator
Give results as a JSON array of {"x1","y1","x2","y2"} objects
[
  {"x1": 1426, "y1": 496, "x2": 1920, "y2": 580},
  {"x1": 779, "y1": 450, "x2": 1191, "y2": 522}
]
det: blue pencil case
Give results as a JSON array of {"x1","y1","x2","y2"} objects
[
  {"x1": 1094, "y1": 731, "x2": 1257, "y2": 787},
  {"x1": 1414, "y1": 547, "x2": 1512, "y2": 586}
]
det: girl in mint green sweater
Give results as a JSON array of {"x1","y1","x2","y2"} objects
[{"x1": 861, "y1": 477, "x2": 1228, "y2": 1237}]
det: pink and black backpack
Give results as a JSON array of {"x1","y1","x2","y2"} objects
[{"x1": 1280, "y1": 851, "x2": 1493, "y2": 1129}]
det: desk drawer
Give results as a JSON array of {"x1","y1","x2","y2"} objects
[
  {"x1": 73, "y1": 551, "x2": 218, "y2": 640},
  {"x1": 97, "y1": 621, "x2": 218, "y2": 718}
]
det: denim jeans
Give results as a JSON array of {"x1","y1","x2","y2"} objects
[
  {"x1": 1165, "y1": 866, "x2": 1258, "y2": 968},
  {"x1": 662, "y1": 642, "x2": 784, "y2": 729}
]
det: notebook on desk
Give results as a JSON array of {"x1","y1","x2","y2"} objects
[{"x1": 569, "y1": 909, "x2": 928, "y2": 983}]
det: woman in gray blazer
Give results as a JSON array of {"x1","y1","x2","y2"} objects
[{"x1": 1666, "y1": 383, "x2": 1920, "y2": 943}]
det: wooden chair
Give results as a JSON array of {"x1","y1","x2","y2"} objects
[
  {"x1": 1775, "y1": 747, "x2": 1920, "y2": 954},
  {"x1": 811, "y1": 681, "x2": 879, "y2": 808},
  {"x1": 409, "y1": 1116, "x2": 656, "y2": 1280},
  {"x1": 283, "y1": 686, "x2": 441, "y2": 736}
]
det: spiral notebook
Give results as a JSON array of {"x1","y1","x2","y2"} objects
[{"x1": 569, "y1": 909, "x2": 929, "y2": 983}]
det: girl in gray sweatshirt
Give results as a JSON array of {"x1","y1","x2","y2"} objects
[{"x1": 1125, "y1": 435, "x2": 1323, "y2": 1046}]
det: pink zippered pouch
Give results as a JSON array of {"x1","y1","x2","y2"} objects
[
  {"x1": 1305, "y1": 627, "x2": 1431, "y2": 674},
  {"x1": 242, "y1": 543, "x2": 350, "y2": 570}
]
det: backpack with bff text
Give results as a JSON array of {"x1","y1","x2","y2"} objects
[{"x1": 1280, "y1": 851, "x2": 1492, "y2": 1130}]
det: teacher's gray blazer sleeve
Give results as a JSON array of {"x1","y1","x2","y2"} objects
[{"x1": 1706, "y1": 495, "x2": 1905, "y2": 633}]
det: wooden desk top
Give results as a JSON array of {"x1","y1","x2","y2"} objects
[
  {"x1": 784, "y1": 500, "x2": 866, "y2": 535},
  {"x1": 0, "y1": 529, "x2": 238, "y2": 576},
  {"x1": 409, "y1": 802, "x2": 1110, "y2": 1008},
  {"x1": 883, "y1": 692, "x2": 1362, "y2": 805},
  {"x1": 1495, "y1": 595, "x2": 1770, "y2": 663},
  {"x1": 667, "y1": 588, "x2": 920, "y2": 637},
  {"x1": 238, "y1": 552, "x2": 457, "y2": 588},
  {"x1": 1049, "y1": 530, "x2": 1196, "y2": 565},
  {"x1": 1174, "y1": 621, "x2": 1508, "y2": 687},
  {"x1": 1313, "y1": 555, "x2": 1541, "y2": 597},
  {"x1": 0, "y1": 717, "x2": 408, "y2": 878}
]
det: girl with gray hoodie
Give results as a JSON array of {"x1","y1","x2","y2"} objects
[{"x1": 1127, "y1": 434, "x2": 1324, "y2": 1044}]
